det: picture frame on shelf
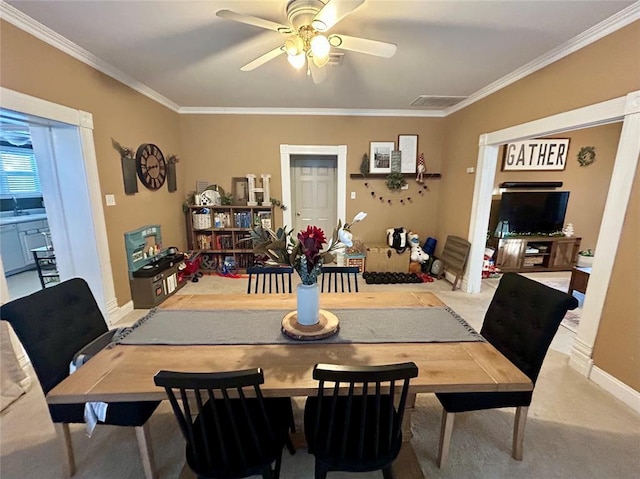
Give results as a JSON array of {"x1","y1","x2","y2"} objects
[
  {"x1": 232, "y1": 177, "x2": 249, "y2": 205},
  {"x1": 398, "y1": 134, "x2": 418, "y2": 173},
  {"x1": 369, "y1": 141, "x2": 394, "y2": 173}
]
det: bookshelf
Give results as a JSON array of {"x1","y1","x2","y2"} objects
[{"x1": 186, "y1": 205, "x2": 273, "y2": 272}]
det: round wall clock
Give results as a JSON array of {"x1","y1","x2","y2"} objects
[{"x1": 135, "y1": 143, "x2": 167, "y2": 190}]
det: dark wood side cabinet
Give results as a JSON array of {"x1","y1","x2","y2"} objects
[{"x1": 493, "y1": 236, "x2": 581, "y2": 273}]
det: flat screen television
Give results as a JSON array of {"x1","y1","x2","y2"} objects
[{"x1": 497, "y1": 191, "x2": 570, "y2": 235}]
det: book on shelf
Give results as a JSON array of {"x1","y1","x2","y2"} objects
[
  {"x1": 215, "y1": 235, "x2": 234, "y2": 250},
  {"x1": 257, "y1": 211, "x2": 272, "y2": 229},
  {"x1": 234, "y1": 211, "x2": 252, "y2": 228},
  {"x1": 235, "y1": 232, "x2": 252, "y2": 249}
]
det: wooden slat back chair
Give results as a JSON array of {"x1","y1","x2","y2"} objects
[
  {"x1": 246, "y1": 266, "x2": 293, "y2": 294},
  {"x1": 320, "y1": 266, "x2": 359, "y2": 293},
  {"x1": 437, "y1": 235, "x2": 471, "y2": 291},
  {"x1": 304, "y1": 362, "x2": 419, "y2": 479},
  {"x1": 154, "y1": 368, "x2": 295, "y2": 479},
  {"x1": 1, "y1": 278, "x2": 160, "y2": 479},
  {"x1": 435, "y1": 273, "x2": 578, "y2": 467}
]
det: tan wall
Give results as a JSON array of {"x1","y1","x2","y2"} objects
[
  {"x1": 439, "y1": 22, "x2": 640, "y2": 242},
  {"x1": 490, "y1": 124, "x2": 621, "y2": 251},
  {"x1": 592, "y1": 166, "x2": 640, "y2": 391},
  {"x1": 179, "y1": 115, "x2": 445, "y2": 245},
  {"x1": 439, "y1": 21, "x2": 640, "y2": 387},
  {"x1": 2, "y1": 16, "x2": 639, "y2": 389},
  {"x1": 0, "y1": 21, "x2": 184, "y2": 306}
]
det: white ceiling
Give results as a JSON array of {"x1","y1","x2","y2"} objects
[{"x1": 3, "y1": 0, "x2": 637, "y2": 114}]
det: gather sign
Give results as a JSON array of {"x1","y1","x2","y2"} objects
[{"x1": 502, "y1": 139, "x2": 570, "y2": 171}]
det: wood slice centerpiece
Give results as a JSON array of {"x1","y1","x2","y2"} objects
[{"x1": 281, "y1": 309, "x2": 339, "y2": 341}]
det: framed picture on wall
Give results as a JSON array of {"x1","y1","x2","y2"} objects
[
  {"x1": 232, "y1": 177, "x2": 249, "y2": 205},
  {"x1": 369, "y1": 141, "x2": 394, "y2": 173},
  {"x1": 398, "y1": 134, "x2": 418, "y2": 173}
]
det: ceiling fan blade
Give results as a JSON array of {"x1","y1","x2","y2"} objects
[
  {"x1": 312, "y1": 0, "x2": 365, "y2": 32},
  {"x1": 240, "y1": 46, "x2": 285, "y2": 71},
  {"x1": 216, "y1": 10, "x2": 293, "y2": 34},
  {"x1": 328, "y1": 34, "x2": 397, "y2": 58},
  {"x1": 308, "y1": 60, "x2": 328, "y2": 84}
]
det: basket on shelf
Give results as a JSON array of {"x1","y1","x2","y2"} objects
[{"x1": 192, "y1": 211, "x2": 212, "y2": 230}]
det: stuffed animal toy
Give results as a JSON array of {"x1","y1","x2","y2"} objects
[{"x1": 408, "y1": 232, "x2": 429, "y2": 264}]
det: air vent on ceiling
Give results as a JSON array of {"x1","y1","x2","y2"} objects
[
  {"x1": 327, "y1": 52, "x2": 344, "y2": 66},
  {"x1": 410, "y1": 95, "x2": 467, "y2": 109}
]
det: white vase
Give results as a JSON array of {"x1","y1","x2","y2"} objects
[
  {"x1": 296, "y1": 283, "x2": 320, "y2": 326},
  {"x1": 577, "y1": 254, "x2": 594, "y2": 267}
]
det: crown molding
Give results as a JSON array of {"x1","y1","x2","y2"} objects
[
  {"x1": 2, "y1": 0, "x2": 637, "y2": 117},
  {"x1": 0, "y1": 1, "x2": 180, "y2": 113},
  {"x1": 178, "y1": 106, "x2": 445, "y2": 117},
  {"x1": 445, "y1": 2, "x2": 640, "y2": 116}
]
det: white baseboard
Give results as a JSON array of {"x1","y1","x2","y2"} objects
[
  {"x1": 590, "y1": 366, "x2": 640, "y2": 414},
  {"x1": 107, "y1": 300, "x2": 134, "y2": 327},
  {"x1": 569, "y1": 337, "x2": 594, "y2": 376}
]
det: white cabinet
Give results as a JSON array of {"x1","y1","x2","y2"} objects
[
  {"x1": 0, "y1": 218, "x2": 50, "y2": 274},
  {"x1": 0, "y1": 224, "x2": 24, "y2": 273},
  {"x1": 18, "y1": 220, "x2": 48, "y2": 265}
]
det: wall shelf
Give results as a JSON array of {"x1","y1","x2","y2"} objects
[{"x1": 349, "y1": 173, "x2": 441, "y2": 179}]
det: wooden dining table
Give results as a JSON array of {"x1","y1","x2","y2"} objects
[{"x1": 47, "y1": 291, "x2": 532, "y2": 478}]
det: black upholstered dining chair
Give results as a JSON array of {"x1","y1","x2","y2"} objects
[
  {"x1": 246, "y1": 266, "x2": 293, "y2": 294},
  {"x1": 304, "y1": 362, "x2": 419, "y2": 479},
  {"x1": 154, "y1": 368, "x2": 295, "y2": 479},
  {"x1": 435, "y1": 272, "x2": 579, "y2": 466},
  {"x1": 320, "y1": 266, "x2": 359, "y2": 292},
  {"x1": 0, "y1": 278, "x2": 160, "y2": 478}
]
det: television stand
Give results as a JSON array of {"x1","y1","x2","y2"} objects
[{"x1": 492, "y1": 236, "x2": 581, "y2": 273}]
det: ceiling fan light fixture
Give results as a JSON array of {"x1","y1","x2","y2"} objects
[
  {"x1": 312, "y1": 53, "x2": 329, "y2": 68},
  {"x1": 310, "y1": 34, "x2": 330, "y2": 60},
  {"x1": 284, "y1": 35, "x2": 304, "y2": 56},
  {"x1": 288, "y1": 52, "x2": 306, "y2": 70},
  {"x1": 311, "y1": 19, "x2": 327, "y2": 31},
  {"x1": 328, "y1": 34, "x2": 342, "y2": 47}
]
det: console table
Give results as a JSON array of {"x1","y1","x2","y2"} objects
[{"x1": 492, "y1": 236, "x2": 581, "y2": 273}]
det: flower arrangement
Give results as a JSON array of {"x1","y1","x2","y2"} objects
[{"x1": 248, "y1": 212, "x2": 367, "y2": 285}]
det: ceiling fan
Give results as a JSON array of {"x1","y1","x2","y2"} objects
[{"x1": 216, "y1": 0, "x2": 397, "y2": 83}]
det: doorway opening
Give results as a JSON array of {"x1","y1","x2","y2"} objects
[
  {"x1": 466, "y1": 91, "x2": 640, "y2": 378},
  {"x1": 0, "y1": 88, "x2": 119, "y2": 324},
  {"x1": 0, "y1": 117, "x2": 52, "y2": 299}
]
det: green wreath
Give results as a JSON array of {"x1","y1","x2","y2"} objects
[
  {"x1": 385, "y1": 172, "x2": 406, "y2": 190},
  {"x1": 577, "y1": 146, "x2": 596, "y2": 167}
]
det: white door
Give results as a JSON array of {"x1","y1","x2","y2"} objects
[{"x1": 291, "y1": 156, "x2": 337, "y2": 235}]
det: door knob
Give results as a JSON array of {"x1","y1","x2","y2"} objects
[{"x1": 296, "y1": 212, "x2": 301, "y2": 216}]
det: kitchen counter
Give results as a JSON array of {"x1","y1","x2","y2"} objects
[{"x1": 0, "y1": 213, "x2": 48, "y2": 225}]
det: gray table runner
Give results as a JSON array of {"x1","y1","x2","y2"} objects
[{"x1": 113, "y1": 307, "x2": 483, "y2": 346}]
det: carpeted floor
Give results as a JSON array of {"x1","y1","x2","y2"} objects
[{"x1": 2, "y1": 273, "x2": 638, "y2": 478}]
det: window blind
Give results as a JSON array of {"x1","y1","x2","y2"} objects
[{"x1": 0, "y1": 146, "x2": 41, "y2": 195}]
